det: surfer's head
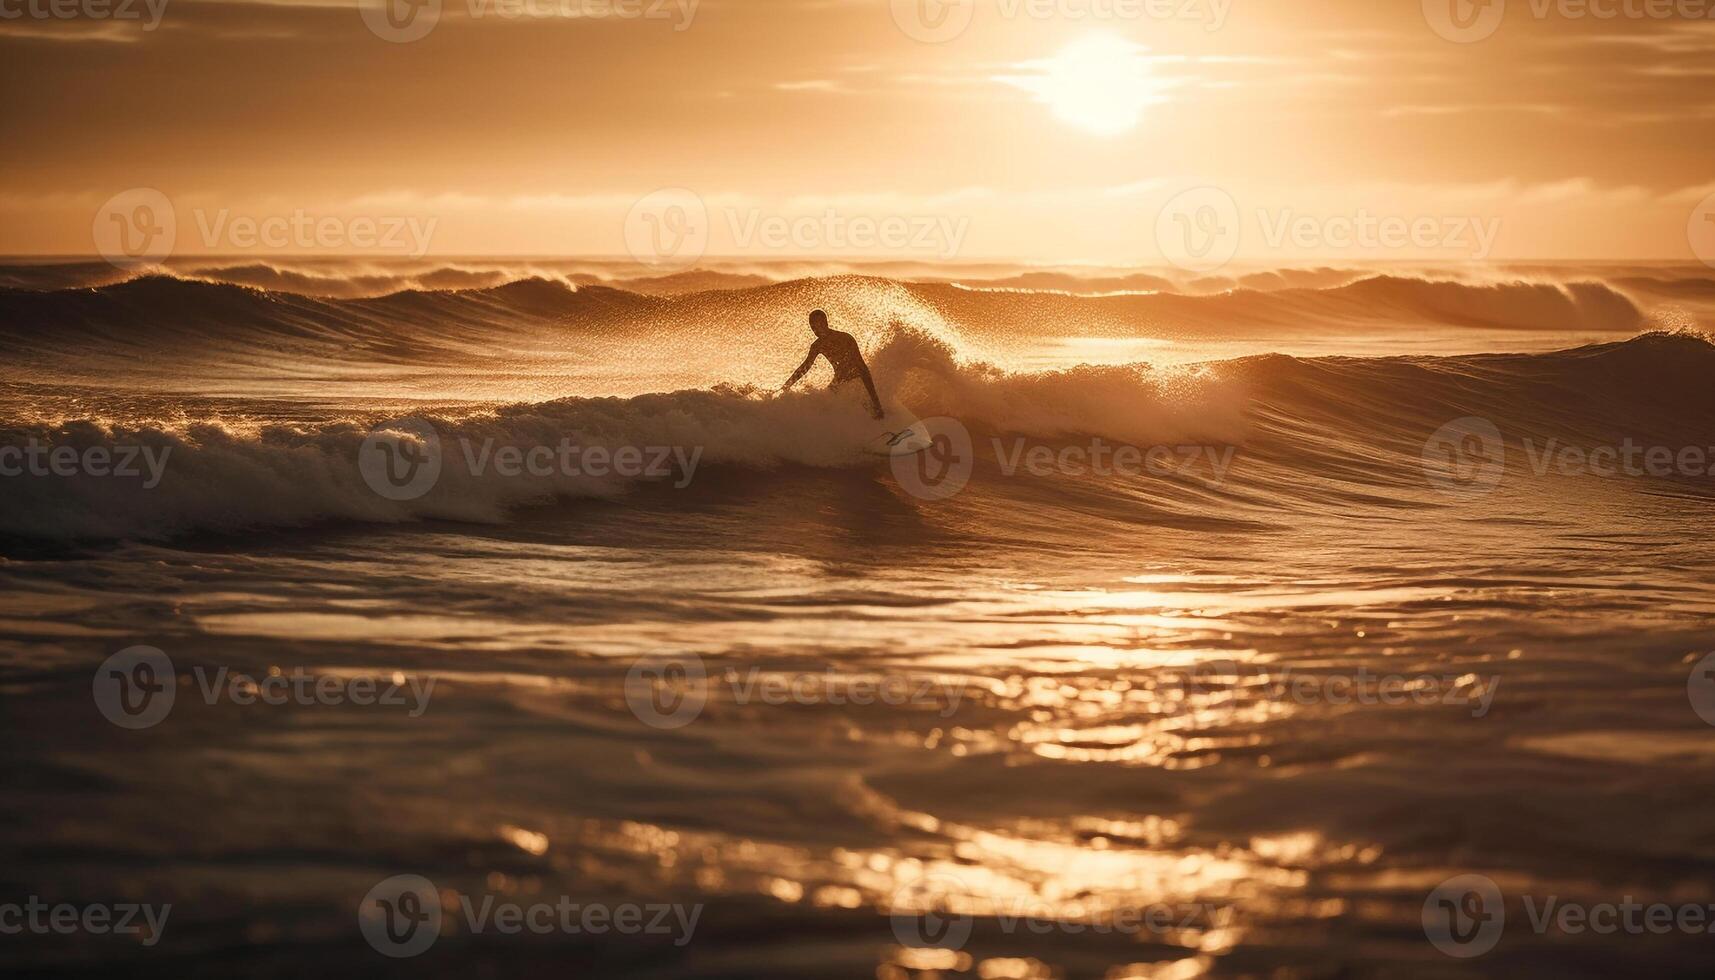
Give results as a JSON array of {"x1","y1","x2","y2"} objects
[{"x1": 808, "y1": 309, "x2": 829, "y2": 336}]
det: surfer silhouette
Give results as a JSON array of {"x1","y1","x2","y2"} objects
[{"x1": 781, "y1": 309, "x2": 884, "y2": 419}]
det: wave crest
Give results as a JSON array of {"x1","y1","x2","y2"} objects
[{"x1": 0, "y1": 328, "x2": 1247, "y2": 541}]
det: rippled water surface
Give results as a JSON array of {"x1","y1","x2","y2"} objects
[{"x1": 4, "y1": 262, "x2": 1715, "y2": 976}]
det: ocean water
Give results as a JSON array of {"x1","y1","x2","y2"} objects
[{"x1": 3, "y1": 259, "x2": 1714, "y2": 977}]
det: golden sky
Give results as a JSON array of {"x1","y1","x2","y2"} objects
[{"x1": 3, "y1": 0, "x2": 1713, "y2": 262}]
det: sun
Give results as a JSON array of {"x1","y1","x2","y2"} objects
[{"x1": 1008, "y1": 34, "x2": 1166, "y2": 137}]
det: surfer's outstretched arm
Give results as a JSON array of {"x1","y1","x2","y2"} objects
[{"x1": 782, "y1": 341, "x2": 824, "y2": 390}]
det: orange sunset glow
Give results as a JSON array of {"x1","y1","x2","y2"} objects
[
  {"x1": 4, "y1": 1, "x2": 1715, "y2": 261},
  {"x1": 4, "y1": 2, "x2": 1715, "y2": 978}
]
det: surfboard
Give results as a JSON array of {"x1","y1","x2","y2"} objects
[{"x1": 865, "y1": 408, "x2": 934, "y2": 457}]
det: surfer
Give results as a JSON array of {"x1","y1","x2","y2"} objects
[{"x1": 781, "y1": 309, "x2": 885, "y2": 419}]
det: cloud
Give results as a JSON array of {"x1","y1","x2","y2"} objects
[
  {"x1": 0, "y1": 18, "x2": 154, "y2": 42},
  {"x1": 1382, "y1": 103, "x2": 1567, "y2": 118},
  {"x1": 774, "y1": 80, "x2": 844, "y2": 93},
  {"x1": 1549, "y1": 22, "x2": 1715, "y2": 54}
]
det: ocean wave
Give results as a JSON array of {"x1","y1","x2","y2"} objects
[
  {"x1": 0, "y1": 327, "x2": 1246, "y2": 541},
  {"x1": 0, "y1": 267, "x2": 1679, "y2": 359},
  {"x1": 4, "y1": 330, "x2": 1711, "y2": 542}
]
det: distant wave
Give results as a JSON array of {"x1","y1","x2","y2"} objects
[
  {"x1": 908, "y1": 274, "x2": 1650, "y2": 338},
  {"x1": 0, "y1": 275, "x2": 649, "y2": 368},
  {"x1": 947, "y1": 266, "x2": 1372, "y2": 296},
  {"x1": 0, "y1": 270, "x2": 1664, "y2": 362},
  {"x1": 1312, "y1": 275, "x2": 1646, "y2": 331}
]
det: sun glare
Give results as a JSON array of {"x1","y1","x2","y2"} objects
[{"x1": 1012, "y1": 34, "x2": 1164, "y2": 137}]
